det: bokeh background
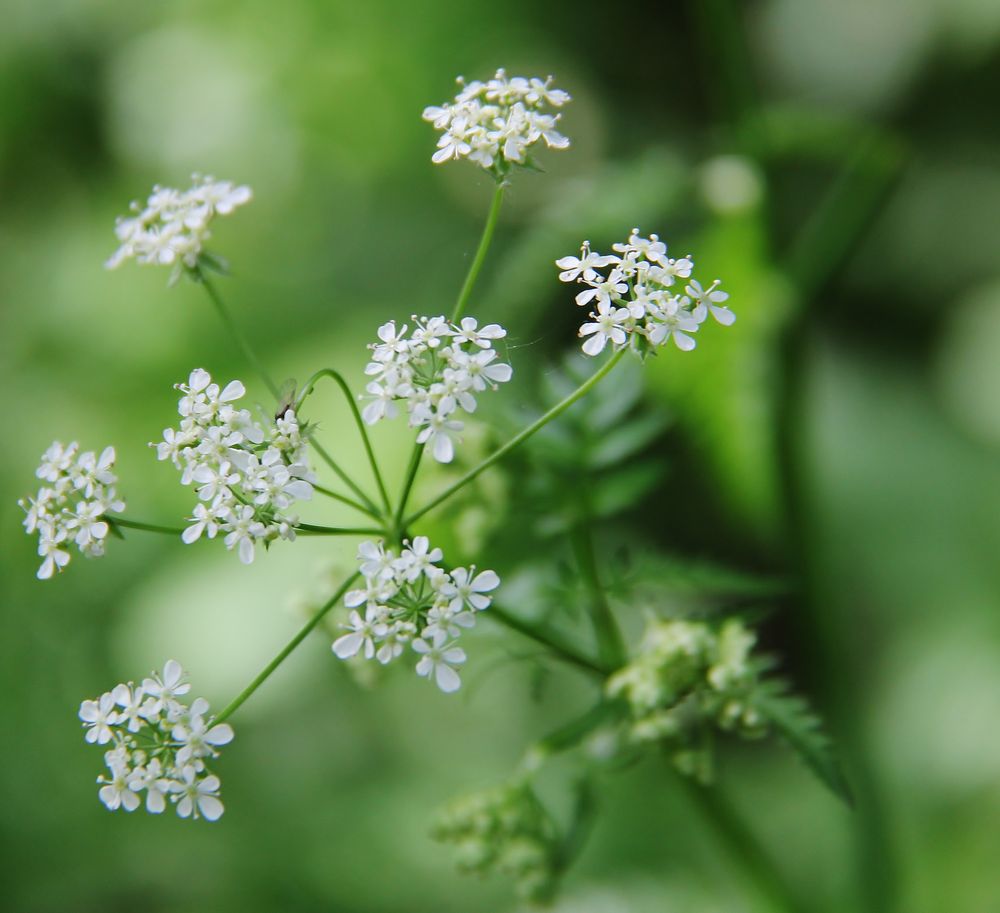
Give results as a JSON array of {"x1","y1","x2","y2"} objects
[{"x1": 3, "y1": 0, "x2": 1000, "y2": 910}]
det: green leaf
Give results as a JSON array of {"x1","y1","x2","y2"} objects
[
  {"x1": 586, "y1": 411, "x2": 671, "y2": 470},
  {"x1": 754, "y1": 678, "x2": 853, "y2": 806}
]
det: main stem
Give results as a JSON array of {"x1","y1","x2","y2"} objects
[
  {"x1": 297, "y1": 369, "x2": 392, "y2": 518},
  {"x1": 106, "y1": 516, "x2": 184, "y2": 536},
  {"x1": 451, "y1": 181, "x2": 506, "y2": 323},
  {"x1": 194, "y1": 266, "x2": 281, "y2": 401},
  {"x1": 404, "y1": 347, "x2": 627, "y2": 527},
  {"x1": 571, "y1": 522, "x2": 626, "y2": 670},
  {"x1": 678, "y1": 775, "x2": 804, "y2": 913},
  {"x1": 394, "y1": 442, "x2": 425, "y2": 537},
  {"x1": 215, "y1": 572, "x2": 360, "y2": 724}
]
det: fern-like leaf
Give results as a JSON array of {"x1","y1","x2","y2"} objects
[{"x1": 754, "y1": 678, "x2": 853, "y2": 806}]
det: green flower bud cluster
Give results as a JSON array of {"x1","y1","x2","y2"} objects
[
  {"x1": 431, "y1": 780, "x2": 559, "y2": 903},
  {"x1": 606, "y1": 617, "x2": 768, "y2": 780}
]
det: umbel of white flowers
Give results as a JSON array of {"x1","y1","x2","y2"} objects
[
  {"x1": 333, "y1": 537, "x2": 500, "y2": 693},
  {"x1": 105, "y1": 174, "x2": 252, "y2": 272},
  {"x1": 156, "y1": 368, "x2": 316, "y2": 564},
  {"x1": 422, "y1": 68, "x2": 570, "y2": 173},
  {"x1": 362, "y1": 315, "x2": 512, "y2": 463},
  {"x1": 556, "y1": 229, "x2": 735, "y2": 356},
  {"x1": 79, "y1": 660, "x2": 233, "y2": 821},
  {"x1": 19, "y1": 442, "x2": 125, "y2": 579}
]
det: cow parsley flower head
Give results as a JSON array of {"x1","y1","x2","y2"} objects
[
  {"x1": 19, "y1": 441, "x2": 125, "y2": 579},
  {"x1": 80, "y1": 660, "x2": 233, "y2": 821},
  {"x1": 606, "y1": 617, "x2": 766, "y2": 780},
  {"x1": 105, "y1": 174, "x2": 252, "y2": 273},
  {"x1": 361, "y1": 315, "x2": 512, "y2": 463},
  {"x1": 556, "y1": 230, "x2": 735, "y2": 357},
  {"x1": 332, "y1": 538, "x2": 500, "y2": 693},
  {"x1": 154, "y1": 368, "x2": 315, "y2": 563},
  {"x1": 423, "y1": 69, "x2": 571, "y2": 177}
]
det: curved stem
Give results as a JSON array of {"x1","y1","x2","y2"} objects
[
  {"x1": 404, "y1": 348, "x2": 627, "y2": 527},
  {"x1": 394, "y1": 442, "x2": 425, "y2": 536},
  {"x1": 105, "y1": 516, "x2": 184, "y2": 536},
  {"x1": 677, "y1": 773, "x2": 804, "y2": 913},
  {"x1": 192, "y1": 266, "x2": 281, "y2": 401},
  {"x1": 309, "y1": 439, "x2": 381, "y2": 518},
  {"x1": 295, "y1": 523, "x2": 384, "y2": 536},
  {"x1": 297, "y1": 369, "x2": 392, "y2": 517},
  {"x1": 571, "y1": 523, "x2": 626, "y2": 671},
  {"x1": 313, "y1": 483, "x2": 379, "y2": 518},
  {"x1": 489, "y1": 605, "x2": 610, "y2": 677},
  {"x1": 214, "y1": 572, "x2": 360, "y2": 724},
  {"x1": 451, "y1": 180, "x2": 506, "y2": 323}
]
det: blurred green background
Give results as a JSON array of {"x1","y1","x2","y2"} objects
[{"x1": 3, "y1": 0, "x2": 1000, "y2": 910}]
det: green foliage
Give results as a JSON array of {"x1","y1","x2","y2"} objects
[{"x1": 753, "y1": 677, "x2": 853, "y2": 807}]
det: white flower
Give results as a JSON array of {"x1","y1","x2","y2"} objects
[
  {"x1": 557, "y1": 230, "x2": 734, "y2": 357},
  {"x1": 423, "y1": 69, "x2": 571, "y2": 173},
  {"x1": 21, "y1": 440, "x2": 125, "y2": 579},
  {"x1": 79, "y1": 692, "x2": 119, "y2": 744},
  {"x1": 335, "y1": 539, "x2": 499, "y2": 696},
  {"x1": 105, "y1": 174, "x2": 252, "y2": 272},
  {"x1": 82, "y1": 659, "x2": 232, "y2": 822},
  {"x1": 413, "y1": 634, "x2": 467, "y2": 693},
  {"x1": 172, "y1": 768, "x2": 225, "y2": 821}
]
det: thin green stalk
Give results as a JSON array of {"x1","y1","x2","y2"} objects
[
  {"x1": 309, "y1": 439, "x2": 381, "y2": 518},
  {"x1": 451, "y1": 180, "x2": 506, "y2": 323},
  {"x1": 313, "y1": 483, "x2": 379, "y2": 518},
  {"x1": 295, "y1": 523, "x2": 384, "y2": 536},
  {"x1": 105, "y1": 516, "x2": 184, "y2": 536},
  {"x1": 677, "y1": 773, "x2": 804, "y2": 913},
  {"x1": 296, "y1": 369, "x2": 392, "y2": 517},
  {"x1": 193, "y1": 266, "x2": 281, "y2": 400},
  {"x1": 215, "y1": 572, "x2": 360, "y2": 724},
  {"x1": 489, "y1": 605, "x2": 610, "y2": 677},
  {"x1": 570, "y1": 524, "x2": 626, "y2": 670},
  {"x1": 404, "y1": 348, "x2": 627, "y2": 527},
  {"x1": 394, "y1": 442, "x2": 425, "y2": 536}
]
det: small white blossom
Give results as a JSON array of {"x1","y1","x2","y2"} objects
[
  {"x1": 20, "y1": 441, "x2": 125, "y2": 580},
  {"x1": 332, "y1": 539, "x2": 500, "y2": 694},
  {"x1": 105, "y1": 174, "x2": 251, "y2": 273},
  {"x1": 361, "y1": 315, "x2": 512, "y2": 463},
  {"x1": 556, "y1": 229, "x2": 734, "y2": 357},
  {"x1": 423, "y1": 69, "x2": 570, "y2": 175},
  {"x1": 80, "y1": 660, "x2": 232, "y2": 821},
  {"x1": 154, "y1": 368, "x2": 315, "y2": 563}
]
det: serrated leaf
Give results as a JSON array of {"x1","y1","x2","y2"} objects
[
  {"x1": 754, "y1": 679, "x2": 853, "y2": 806},
  {"x1": 587, "y1": 411, "x2": 671, "y2": 469},
  {"x1": 591, "y1": 460, "x2": 665, "y2": 517}
]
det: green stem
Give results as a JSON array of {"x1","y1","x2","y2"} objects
[
  {"x1": 404, "y1": 348, "x2": 627, "y2": 527},
  {"x1": 296, "y1": 369, "x2": 392, "y2": 517},
  {"x1": 214, "y1": 572, "x2": 360, "y2": 724},
  {"x1": 570, "y1": 523, "x2": 626, "y2": 670},
  {"x1": 677, "y1": 774, "x2": 804, "y2": 913},
  {"x1": 295, "y1": 523, "x2": 384, "y2": 536},
  {"x1": 451, "y1": 180, "x2": 506, "y2": 323},
  {"x1": 489, "y1": 605, "x2": 610, "y2": 677},
  {"x1": 105, "y1": 516, "x2": 184, "y2": 536},
  {"x1": 313, "y1": 483, "x2": 379, "y2": 518},
  {"x1": 192, "y1": 266, "x2": 281, "y2": 401},
  {"x1": 394, "y1": 442, "x2": 425, "y2": 536},
  {"x1": 309, "y1": 439, "x2": 381, "y2": 518}
]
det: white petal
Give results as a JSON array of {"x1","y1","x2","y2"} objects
[{"x1": 435, "y1": 664, "x2": 461, "y2": 693}]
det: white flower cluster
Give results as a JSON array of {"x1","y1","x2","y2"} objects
[
  {"x1": 78, "y1": 660, "x2": 233, "y2": 821},
  {"x1": 556, "y1": 229, "x2": 735, "y2": 357},
  {"x1": 606, "y1": 617, "x2": 765, "y2": 778},
  {"x1": 422, "y1": 69, "x2": 570, "y2": 172},
  {"x1": 19, "y1": 442, "x2": 125, "y2": 580},
  {"x1": 155, "y1": 368, "x2": 314, "y2": 564},
  {"x1": 362, "y1": 316, "x2": 513, "y2": 463},
  {"x1": 105, "y1": 174, "x2": 252, "y2": 271},
  {"x1": 333, "y1": 537, "x2": 500, "y2": 693}
]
